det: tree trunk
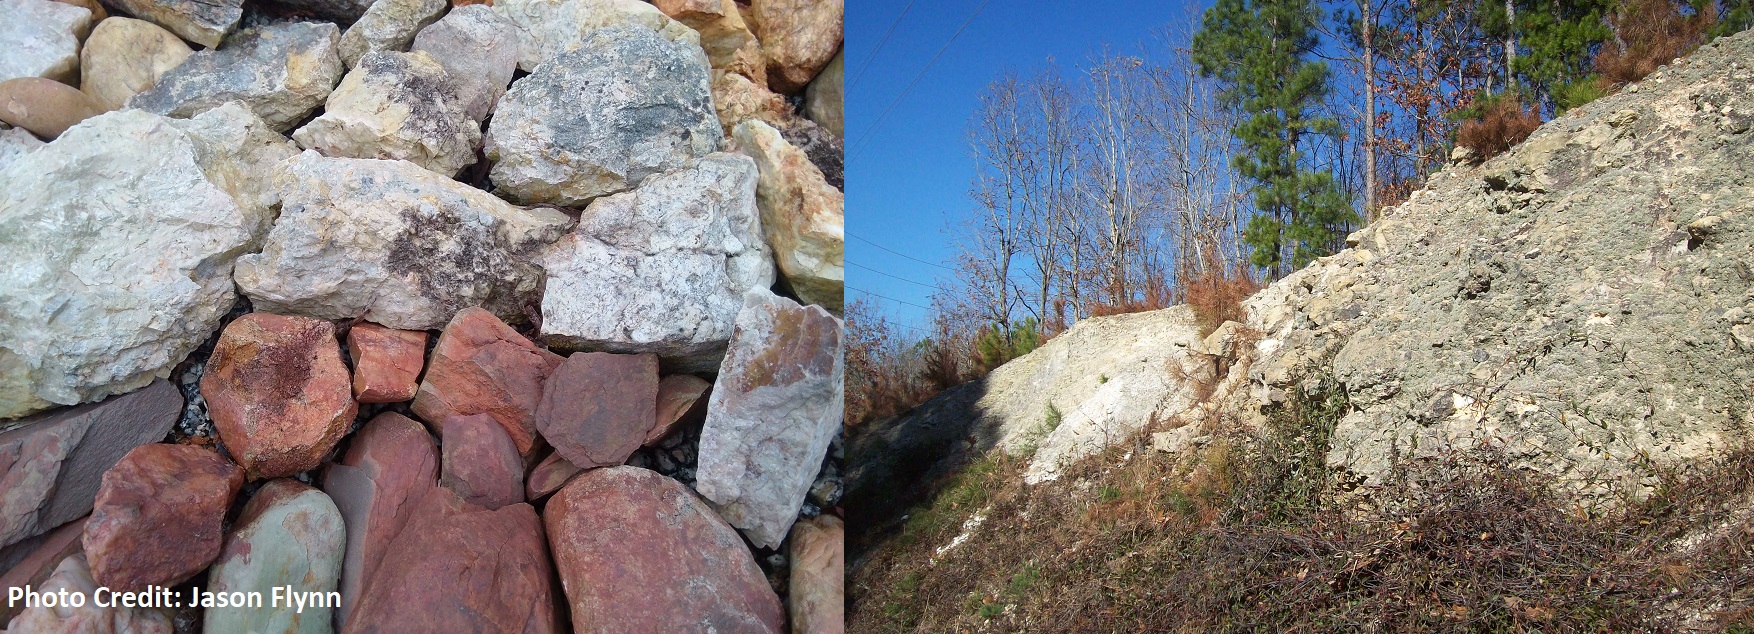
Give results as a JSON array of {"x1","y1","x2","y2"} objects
[
  {"x1": 1362, "y1": 0, "x2": 1377, "y2": 220},
  {"x1": 1504, "y1": 0, "x2": 1516, "y2": 90}
]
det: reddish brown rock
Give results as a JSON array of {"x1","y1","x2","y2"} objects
[
  {"x1": 412, "y1": 307, "x2": 563, "y2": 458},
  {"x1": 322, "y1": 412, "x2": 437, "y2": 631},
  {"x1": 81, "y1": 444, "x2": 244, "y2": 591},
  {"x1": 535, "y1": 352, "x2": 657, "y2": 468},
  {"x1": 347, "y1": 323, "x2": 427, "y2": 403},
  {"x1": 345, "y1": 487, "x2": 558, "y2": 634},
  {"x1": 201, "y1": 313, "x2": 358, "y2": 479},
  {"x1": 788, "y1": 515, "x2": 844, "y2": 634},
  {"x1": 0, "y1": 516, "x2": 87, "y2": 626},
  {"x1": 440, "y1": 413, "x2": 524, "y2": 510},
  {"x1": 544, "y1": 466, "x2": 783, "y2": 633},
  {"x1": 646, "y1": 374, "x2": 710, "y2": 446},
  {"x1": 524, "y1": 451, "x2": 582, "y2": 501}
]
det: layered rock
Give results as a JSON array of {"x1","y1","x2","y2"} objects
[
  {"x1": 0, "y1": 517, "x2": 87, "y2": 625},
  {"x1": 0, "y1": 125, "x2": 43, "y2": 171},
  {"x1": 537, "y1": 153, "x2": 774, "y2": 370},
  {"x1": 697, "y1": 288, "x2": 843, "y2": 548},
  {"x1": 293, "y1": 51, "x2": 481, "y2": 177},
  {"x1": 322, "y1": 412, "x2": 436, "y2": 631},
  {"x1": 347, "y1": 324, "x2": 427, "y2": 403},
  {"x1": 410, "y1": 5, "x2": 519, "y2": 122},
  {"x1": 544, "y1": 466, "x2": 783, "y2": 633},
  {"x1": 524, "y1": 452, "x2": 582, "y2": 500},
  {"x1": 0, "y1": 106, "x2": 295, "y2": 419},
  {"x1": 788, "y1": 515, "x2": 844, "y2": 634},
  {"x1": 235, "y1": 152, "x2": 573, "y2": 331},
  {"x1": 108, "y1": 0, "x2": 240, "y2": 47},
  {"x1": 0, "y1": 0, "x2": 91, "y2": 84},
  {"x1": 79, "y1": 18, "x2": 194, "y2": 112},
  {"x1": 485, "y1": 24, "x2": 720, "y2": 206},
  {"x1": 749, "y1": 0, "x2": 842, "y2": 94},
  {"x1": 338, "y1": 0, "x2": 448, "y2": 68},
  {"x1": 411, "y1": 308, "x2": 564, "y2": 457},
  {"x1": 204, "y1": 480, "x2": 345, "y2": 634},
  {"x1": 82, "y1": 444, "x2": 244, "y2": 591},
  {"x1": 804, "y1": 50, "x2": 843, "y2": 137},
  {"x1": 733, "y1": 119, "x2": 843, "y2": 312},
  {"x1": 654, "y1": 0, "x2": 765, "y2": 85},
  {"x1": 491, "y1": 0, "x2": 702, "y2": 72},
  {"x1": 648, "y1": 374, "x2": 711, "y2": 446},
  {"x1": 5, "y1": 554, "x2": 174, "y2": 633},
  {"x1": 0, "y1": 77, "x2": 103, "y2": 139},
  {"x1": 536, "y1": 352, "x2": 657, "y2": 469},
  {"x1": 129, "y1": 22, "x2": 344, "y2": 132},
  {"x1": 440, "y1": 413, "x2": 525, "y2": 509},
  {"x1": 201, "y1": 313, "x2": 357, "y2": 479}
]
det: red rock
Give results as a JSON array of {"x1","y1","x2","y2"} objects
[
  {"x1": 544, "y1": 466, "x2": 782, "y2": 633},
  {"x1": 788, "y1": 515, "x2": 844, "y2": 634},
  {"x1": 81, "y1": 444, "x2": 244, "y2": 591},
  {"x1": 201, "y1": 313, "x2": 358, "y2": 479},
  {"x1": 440, "y1": 413, "x2": 524, "y2": 510},
  {"x1": 322, "y1": 412, "x2": 437, "y2": 631},
  {"x1": 345, "y1": 487, "x2": 558, "y2": 634},
  {"x1": 412, "y1": 308, "x2": 562, "y2": 458},
  {"x1": 535, "y1": 352, "x2": 657, "y2": 468},
  {"x1": 347, "y1": 323, "x2": 428, "y2": 403},
  {"x1": 646, "y1": 374, "x2": 710, "y2": 446},
  {"x1": 524, "y1": 451, "x2": 582, "y2": 501},
  {"x1": 0, "y1": 517, "x2": 87, "y2": 626}
]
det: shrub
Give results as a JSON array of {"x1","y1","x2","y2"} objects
[
  {"x1": 1595, "y1": 0, "x2": 1714, "y2": 88},
  {"x1": 973, "y1": 318, "x2": 1043, "y2": 374},
  {"x1": 1178, "y1": 257, "x2": 1261, "y2": 337},
  {"x1": 1454, "y1": 92, "x2": 1543, "y2": 161}
]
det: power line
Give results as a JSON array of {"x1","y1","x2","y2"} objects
[
  {"x1": 848, "y1": 231, "x2": 956, "y2": 271},
  {"x1": 849, "y1": 0, "x2": 917, "y2": 91},
  {"x1": 848, "y1": 285, "x2": 934, "y2": 311},
  {"x1": 849, "y1": 0, "x2": 993, "y2": 160},
  {"x1": 848, "y1": 259, "x2": 949, "y2": 291}
]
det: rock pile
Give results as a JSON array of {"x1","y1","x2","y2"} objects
[{"x1": 0, "y1": 0, "x2": 842, "y2": 630}]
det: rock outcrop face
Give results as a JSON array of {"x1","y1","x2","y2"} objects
[
  {"x1": 203, "y1": 479, "x2": 345, "y2": 634},
  {"x1": 294, "y1": 51, "x2": 481, "y2": 177},
  {"x1": 129, "y1": 22, "x2": 343, "y2": 131},
  {"x1": 201, "y1": 313, "x2": 357, "y2": 479},
  {"x1": 733, "y1": 119, "x2": 843, "y2": 312},
  {"x1": 79, "y1": 17, "x2": 194, "y2": 111},
  {"x1": 0, "y1": 0, "x2": 92, "y2": 84}
]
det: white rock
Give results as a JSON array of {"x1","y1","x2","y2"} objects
[
  {"x1": 492, "y1": 0, "x2": 704, "y2": 72},
  {"x1": 6, "y1": 555, "x2": 174, "y2": 633},
  {"x1": 339, "y1": 0, "x2": 448, "y2": 68},
  {"x1": 732, "y1": 119, "x2": 843, "y2": 312},
  {"x1": 411, "y1": 5, "x2": 520, "y2": 123},
  {"x1": 293, "y1": 51, "x2": 481, "y2": 177},
  {"x1": 0, "y1": 125, "x2": 44, "y2": 171},
  {"x1": 0, "y1": 0, "x2": 92, "y2": 84},
  {"x1": 539, "y1": 153, "x2": 775, "y2": 372},
  {"x1": 128, "y1": 22, "x2": 343, "y2": 132}
]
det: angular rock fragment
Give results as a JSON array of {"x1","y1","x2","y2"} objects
[
  {"x1": 201, "y1": 313, "x2": 357, "y2": 479},
  {"x1": 804, "y1": 50, "x2": 843, "y2": 137},
  {"x1": 411, "y1": 5, "x2": 520, "y2": 122},
  {"x1": 538, "y1": 154, "x2": 774, "y2": 371},
  {"x1": 750, "y1": 0, "x2": 842, "y2": 94},
  {"x1": 545, "y1": 466, "x2": 783, "y2": 633},
  {"x1": 322, "y1": 412, "x2": 436, "y2": 631},
  {"x1": 5, "y1": 554, "x2": 174, "y2": 633},
  {"x1": 0, "y1": 77, "x2": 104, "y2": 139},
  {"x1": 492, "y1": 0, "x2": 703, "y2": 72},
  {"x1": 788, "y1": 515, "x2": 844, "y2": 634},
  {"x1": 654, "y1": 0, "x2": 765, "y2": 85},
  {"x1": 294, "y1": 51, "x2": 481, "y2": 177},
  {"x1": 82, "y1": 444, "x2": 244, "y2": 591},
  {"x1": 647, "y1": 374, "x2": 710, "y2": 446},
  {"x1": 536, "y1": 352, "x2": 657, "y2": 469},
  {"x1": 485, "y1": 24, "x2": 720, "y2": 206},
  {"x1": 0, "y1": 517, "x2": 87, "y2": 625},
  {"x1": 204, "y1": 480, "x2": 345, "y2": 634},
  {"x1": 109, "y1": 0, "x2": 241, "y2": 47},
  {"x1": 697, "y1": 288, "x2": 843, "y2": 548},
  {"x1": 79, "y1": 18, "x2": 193, "y2": 112},
  {"x1": 0, "y1": 0, "x2": 91, "y2": 84},
  {"x1": 0, "y1": 125, "x2": 44, "y2": 171},
  {"x1": 440, "y1": 413, "x2": 525, "y2": 510},
  {"x1": 235, "y1": 152, "x2": 574, "y2": 331},
  {"x1": 129, "y1": 22, "x2": 343, "y2": 132},
  {"x1": 711, "y1": 70, "x2": 793, "y2": 138},
  {"x1": 524, "y1": 452, "x2": 582, "y2": 501},
  {"x1": 733, "y1": 119, "x2": 844, "y2": 312},
  {"x1": 347, "y1": 323, "x2": 427, "y2": 403},
  {"x1": 338, "y1": 0, "x2": 448, "y2": 68},
  {"x1": 412, "y1": 308, "x2": 564, "y2": 457}
]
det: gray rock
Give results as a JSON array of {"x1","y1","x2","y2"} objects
[
  {"x1": 234, "y1": 151, "x2": 575, "y2": 331},
  {"x1": 539, "y1": 153, "x2": 775, "y2": 372},
  {"x1": 411, "y1": 5, "x2": 518, "y2": 123},
  {"x1": 0, "y1": 0, "x2": 92, "y2": 84},
  {"x1": 262, "y1": 0, "x2": 374, "y2": 24},
  {"x1": 696, "y1": 288, "x2": 843, "y2": 548},
  {"x1": 491, "y1": 0, "x2": 703, "y2": 72},
  {"x1": 0, "y1": 125, "x2": 43, "y2": 172},
  {"x1": 803, "y1": 50, "x2": 842, "y2": 137},
  {"x1": 293, "y1": 51, "x2": 480, "y2": 177},
  {"x1": 109, "y1": 0, "x2": 241, "y2": 48},
  {"x1": 204, "y1": 480, "x2": 345, "y2": 634},
  {"x1": 485, "y1": 24, "x2": 720, "y2": 206},
  {"x1": 0, "y1": 106, "x2": 297, "y2": 418},
  {"x1": 338, "y1": 0, "x2": 447, "y2": 68},
  {"x1": 129, "y1": 21, "x2": 343, "y2": 132}
]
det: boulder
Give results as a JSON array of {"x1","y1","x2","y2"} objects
[
  {"x1": 345, "y1": 487, "x2": 559, "y2": 634},
  {"x1": 653, "y1": 0, "x2": 765, "y2": 85},
  {"x1": 0, "y1": 125, "x2": 44, "y2": 171},
  {"x1": 440, "y1": 413, "x2": 525, "y2": 509},
  {"x1": 749, "y1": 0, "x2": 841, "y2": 94},
  {"x1": 0, "y1": 382, "x2": 180, "y2": 551},
  {"x1": 788, "y1": 515, "x2": 844, "y2": 634},
  {"x1": 710, "y1": 69, "x2": 793, "y2": 138},
  {"x1": 234, "y1": 152, "x2": 574, "y2": 331},
  {"x1": 524, "y1": 452, "x2": 582, "y2": 500},
  {"x1": 485, "y1": 24, "x2": 720, "y2": 206},
  {"x1": 200, "y1": 313, "x2": 357, "y2": 479},
  {"x1": 535, "y1": 352, "x2": 657, "y2": 469},
  {"x1": 347, "y1": 324, "x2": 427, "y2": 403},
  {"x1": 129, "y1": 22, "x2": 343, "y2": 132},
  {"x1": 545, "y1": 466, "x2": 783, "y2": 633},
  {"x1": 697, "y1": 288, "x2": 843, "y2": 548},
  {"x1": 107, "y1": 0, "x2": 240, "y2": 47},
  {"x1": 0, "y1": 106, "x2": 294, "y2": 419},
  {"x1": 293, "y1": 51, "x2": 480, "y2": 177},
  {"x1": 82, "y1": 444, "x2": 244, "y2": 591},
  {"x1": 537, "y1": 153, "x2": 774, "y2": 371},
  {"x1": 338, "y1": 0, "x2": 448, "y2": 68},
  {"x1": 49, "y1": 0, "x2": 105, "y2": 22},
  {"x1": 204, "y1": 480, "x2": 345, "y2": 634},
  {"x1": 0, "y1": 77, "x2": 104, "y2": 139},
  {"x1": 79, "y1": 18, "x2": 194, "y2": 111},
  {"x1": 321, "y1": 412, "x2": 436, "y2": 631},
  {"x1": 0, "y1": 517, "x2": 87, "y2": 626},
  {"x1": 410, "y1": 5, "x2": 519, "y2": 122},
  {"x1": 411, "y1": 308, "x2": 564, "y2": 457},
  {"x1": 732, "y1": 119, "x2": 843, "y2": 312},
  {"x1": 0, "y1": 0, "x2": 91, "y2": 84},
  {"x1": 5, "y1": 554, "x2": 174, "y2": 633},
  {"x1": 491, "y1": 0, "x2": 702, "y2": 72},
  {"x1": 777, "y1": 116, "x2": 843, "y2": 190},
  {"x1": 647, "y1": 374, "x2": 711, "y2": 446},
  {"x1": 803, "y1": 50, "x2": 842, "y2": 137}
]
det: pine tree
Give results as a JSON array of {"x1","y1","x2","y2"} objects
[
  {"x1": 1194, "y1": 0, "x2": 1358, "y2": 277},
  {"x1": 1513, "y1": 0, "x2": 1614, "y2": 112}
]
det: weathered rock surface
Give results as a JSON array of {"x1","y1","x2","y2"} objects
[
  {"x1": 109, "y1": 0, "x2": 240, "y2": 47},
  {"x1": 201, "y1": 313, "x2": 357, "y2": 479},
  {"x1": 788, "y1": 515, "x2": 844, "y2": 634},
  {"x1": 82, "y1": 444, "x2": 243, "y2": 591},
  {"x1": 778, "y1": 116, "x2": 844, "y2": 190},
  {"x1": 711, "y1": 69, "x2": 792, "y2": 138},
  {"x1": 262, "y1": 0, "x2": 374, "y2": 23},
  {"x1": 545, "y1": 466, "x2": 783, "y2": 633},
  {"x1": 654, "y1": 0, "x2": 765, "y2": 85},
  {"x1": 129, "y1": 22, "x2": 343, "y2": 132},
  {"x1": 412, "y1": 308, "x2": 564, "y2": 457},
  {"x1": 440, "y1": 413, "x2": 525, "y2": 509},
  {"x1": 648, "y1": 374, "x2": 710, "y2": 446},
  {"x1": 338, "y1": 0, "x2": 447, "y2": 68},
  {"x1": 0, "y1": 0, "x2": 89, "y2": 84},
  {"x1": 536, "y1": 353, "x2": 657, "y2": 469},
  {"x1": 804, "y1": 50, "x2": 842, "y2": 137},
  {"x1": 204, "y1": 479, "x2": 345, "y2": 634},
  {"x1": 0, "y1": 517, "x2": 87, "y2": 625},
  {"x1": 0, "y1": 106, "x2": 295, "y2": 419},
  {"x1": 294, "y1": 51, "x2": 480, "y2": 177},
  {"x1": 732, "y1": 119, "x2": 843, "y2": 312},
  {"x1": 749, "y1": 0, "x2": 841, "y2": 94},
  {"x1": 485, "y1": 24, "x2": 720, "y2": 206},
  {"x1": 0, "y1": 382, "x2": 180, "y2": 552},
  {"x1": 492, "y1": 0, "x2": 702, "y2": 72},
  {"x1": 410, "y1": 5, "x2": 519, "y2": 122},
  {"x1": 79, "y1": 18, "x2": 193, "y2": 112},
  {"x1": 537, "y1": 153, "x2": 774, "y2": 370},
  {"x1": 236, "y1": 152, "x2": 573, "y2": 330},
  {"x1": 697, "y1": 288, "x2": 843, "y2": 548},
  {"x1": 346, "y1": 487, "x2": 558, "y2": 634},
  {"x1": 5, "y1": 554, "x2": 174, "y2": 633},
  {"x1": 347, "y1": 324, "x2": 427, "y2": 403},
  {"x1": 524, "y1": 452, "x2": 582, "y2": 500},
  {"x1": 0, "y1": 77, "x2": 104, "y2": 139},
  {"x1": 0, "y1": 125, "x2": 43, "y2": 171},
  {"x1": 322, "y1": 412, "x2": 436, "y2": 631}
]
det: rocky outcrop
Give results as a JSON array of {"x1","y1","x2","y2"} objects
[
  {"x1": 733, "y1": 119, "x2": 843, "y2": 312},
  {"x1": 108, "y1": 0, "x2": 240, "y2": 47},
  {"x1": 439, "y1": 413, "x2": 525, "y2": 509},
  {"x1": 749, "y1": 0, "x2": 842, "y2": 94},
  {"x1": 0, "y1": 0, "x2": 91, "y2": 84},
  {"x1": 201, "y1": 313, "x2": 357, "y2": 479},
  {"x1": 82, "y1": 444, "x2": 244, "y2": 591},
  {"x1": 412, "y1": 308, "x2": 564, "y2": 457},
  {"x1": 492, "y1": 0, "x2": 702, "y2": 72},
  {"x1": 0, "y1": 77, "x2": 103, "y2": 139},
  {"x1": 129, "y1": 22, "x2": 343, "y2": 131},
  {"x1": 79, "y1": 18, "x2": 193, "y2": 111},
  {"x1": 338, "y1": 0, "x2": 447, "y2": 68},
  {"x1": 410, "y1": 5, "x2": 519, "y2": 122},
  {"x1": 293, "y1": 51, "x2": 481, "y2": 177},
  {"x1": 203, "y1": 480, "x2": 345, "y2": 634},
  {"x1": 5, "y1": 554, "x2": 174, "y2": 633},
  {"x1": 322, "y1": 412, "x2": 436, "y2": 631},
  {"x1": 536, "y1": 352, "x2": 658, "y2": 469},
  {"x1": 347, "y1": 324, "x2": 426, "y2": 403},
  {"x1": 788, "y1": 515, "x2": 844, "y2": 634}
]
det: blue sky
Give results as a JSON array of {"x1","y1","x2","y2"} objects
[{"x1": 845, "y1": 0, "x2": 1206, "y2": 336}]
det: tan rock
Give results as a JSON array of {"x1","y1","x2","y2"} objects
[
  {"x1": 788, "y1": 515, "x2": 844, "y2": 634},
  {"x1": 711, "y1": 69, "x2": 794, "y2": 138},
  {"x1": 0, "y1": 77, "x2": 102, "y2": 139},
  {"x1": 732, "y1": 119, "x2": 843, "y2": 312},
  {"x1": 293, "y1": 50, "x2": 481, "y2": 178},
  {"x1": 804, "y1": 49, "x2": 842, "y2": 137},
  {"x1": 750, "y1": 0, "x2": 842, "y2": 93},
  {"x1": 80, "y1": 18, "x2": 194, "y2": 111},
  {"x1": 654, "y1": 0, "x2": 766, "y2": 85}
]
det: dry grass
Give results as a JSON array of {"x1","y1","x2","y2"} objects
[
  {"x1": 1179, "y1": 259, "x2": 1261, "y2": 338},
  {"x1": 1455, "y1": 96, "x2": 1543, "y2": 161},
  {"x1": 1595, "y1": 0, "x2": 1714, "y2": 88}
]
